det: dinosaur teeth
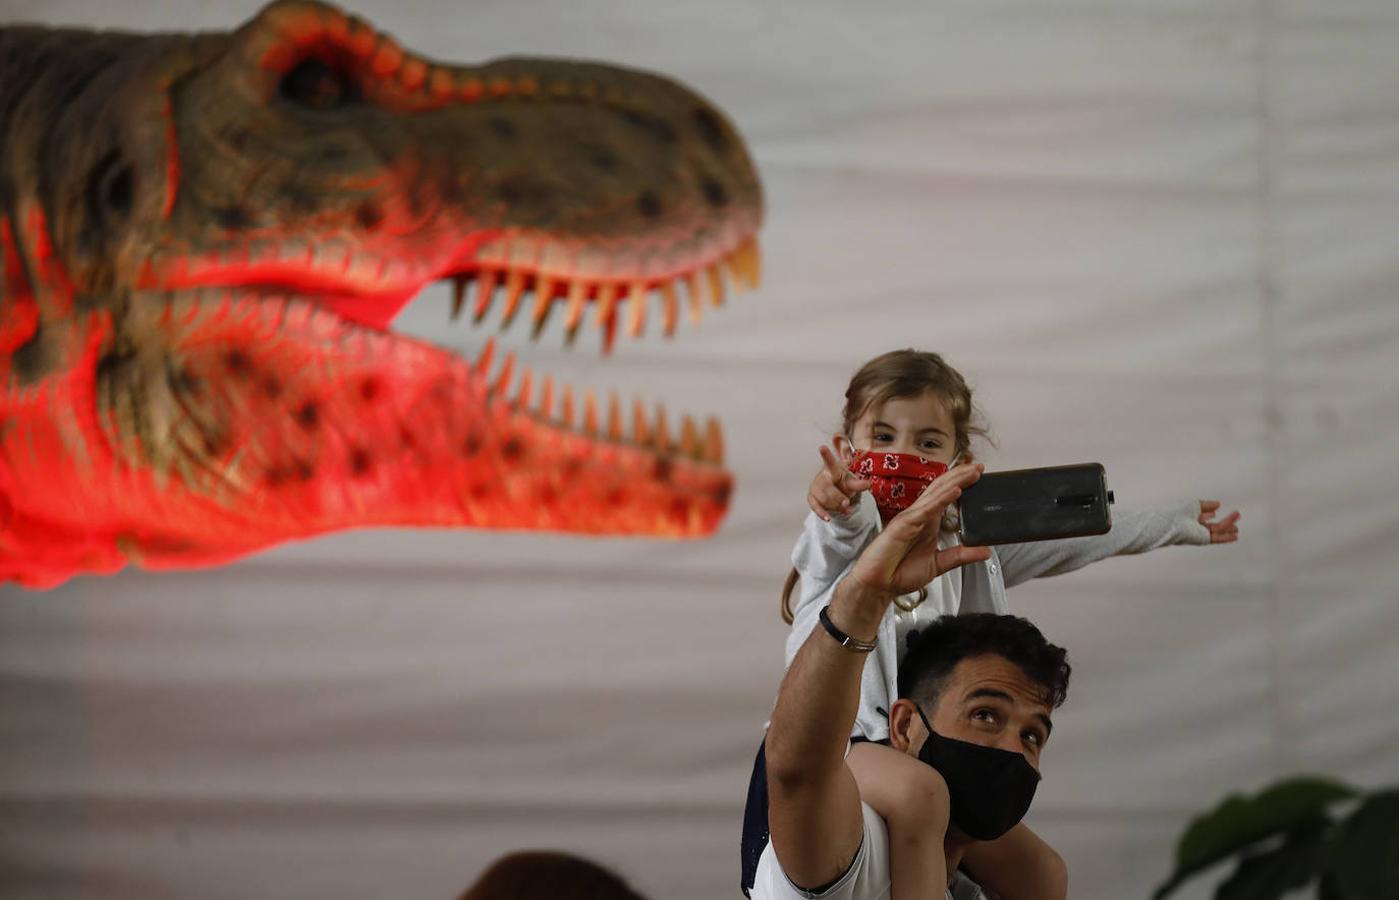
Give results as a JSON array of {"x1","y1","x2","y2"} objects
[
  {"x1": 450, "y1": 275, "x2": 468, "y2": 321},
  {"x1": 680, "y1": 415, "x2": 699, "y2": 458},
  {"x1": 685, "y1": 270, "x2": 705, "y2": 322},
  {"x1": 705, "y1": 262, "x2": 726, "y2": 308},
  {"x1": 661, "y1": 281, "x2": 679, "y2": 337},
  {"x1": 626, "y1": 281, "x2": 648, "y2": 339},
  {"x1": 583, "y1": 390, "x2": 599, "y2": 436},
  {"x1": 596, "y1": 284, "x2": 619, "y2": 355},
  {"x1": 607, "y1": 393, "x2": 624, "y2": 441},
  {"x1": 563, "y1": 279, "x2": 589, "y2": 346},
  {"x1": 538, "y1": 375, "x2": 555, "y2": 419},
  {"x1": 653, "y1": 405, "x2": 672, "y2": 453},
  {"x1": 474, "y1": 337, "x2": 497, "y2": 381},
  {"x1": 514, "y1": 367, "x2": 534, "y2": 408},
  {"x1": 560, "y1": 385, "x2": 575, "y2": 427},
  {"x1": 726, "y1": 237, "x2": 762, "y2": 290},
  {"x1": 500, "y1": 268, "x2": 527, "y2": 328},
  {"x1": 473, "y1": 269, "x2": 499, "y2": 323},
  {"x1": 492, "y1": 351, "x2": 516, "y2": 395},
  {"x1": 633, "y1": 398, "x2": 651, "y2": 445},
  {"x1": 530, "y1": 278, "x2": 556, "y2": 340},
  {"x1": 706, "y1": 417, "x2": 724, "y2": 464}
]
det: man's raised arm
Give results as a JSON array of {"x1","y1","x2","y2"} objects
[{"x1": 764, "y1": 464, "x2": 991, "y2": 890}]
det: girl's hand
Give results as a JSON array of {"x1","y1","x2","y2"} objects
[
  {"x1": 1199, "y1": 500, "x2": 1241, "y2": 543},
  {"x1": 808, "y1": 445, "x2": 871, "y2": 521},
  {"x1": 848, "y1": 463, "x2": 991, "y2": 598}
]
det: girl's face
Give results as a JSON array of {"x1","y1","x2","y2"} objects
[{"x1": 837, "y1": 391, "x2": 960, "y2": 465}]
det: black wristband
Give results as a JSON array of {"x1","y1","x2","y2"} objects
[{"x1": 818, "y1": 605, "x2": 877, "y2": 653}]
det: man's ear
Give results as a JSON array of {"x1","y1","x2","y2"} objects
[
  {"x1": 887, "y1": 699, "x2": 922, "y2": 755},
  {"x1": 832, "y1": 433, "x2": 854, "y2": 464}
]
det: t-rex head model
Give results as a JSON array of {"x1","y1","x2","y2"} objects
[{"x1": 0, "y1": 0, "x2": 763, "y2": 588}]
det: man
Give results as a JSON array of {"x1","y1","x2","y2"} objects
[{"x1": 751, "y1": 464, "x2": 1072, "y2": 900}]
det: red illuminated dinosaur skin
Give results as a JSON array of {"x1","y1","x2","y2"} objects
[{"x1": 0, "y1": 1, "x2": 763, "y2": 588}]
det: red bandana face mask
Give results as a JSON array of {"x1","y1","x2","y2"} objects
[{"x1": 849, "y1": 451, "x2": 949, "y2": 524}]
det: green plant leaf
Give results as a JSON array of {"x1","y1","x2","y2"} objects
[
  {"x1": 1153, "y1": 776, "x2": 1355, "y2": 899},
  {"x1": 1328, "y1": 789, "x2": 1399, "y2": 900},
  {"x1": 1213, "y1": 816, "x2": 1329, "y2": 900}
]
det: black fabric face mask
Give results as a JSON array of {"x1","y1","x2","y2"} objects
[{"x1": 912, "y1": 703, "x2": 1041, "y2": 841}]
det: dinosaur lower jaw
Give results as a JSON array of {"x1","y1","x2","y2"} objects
[{"x1": 114, "y1": 286, "x2": 731, "y2": 544}]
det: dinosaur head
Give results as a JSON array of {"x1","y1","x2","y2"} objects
[{"x1": 2, "y1": 0, "x2": 762, "y2": 581}]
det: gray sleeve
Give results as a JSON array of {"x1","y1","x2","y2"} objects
[
  {"x1": 791, "y1": 501, "x2": 879, "y2": 588},
  {"x1": 995, "y1": 502, "x2": 1210, "y2": 588}
]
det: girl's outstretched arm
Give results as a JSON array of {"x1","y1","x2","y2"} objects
[{"x1": 996, "y1": 500, "x2": 1239, "y2": 588}]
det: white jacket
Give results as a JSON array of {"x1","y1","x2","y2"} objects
[{"x1": 786, "y1": 496, "x2": 1211, "y2": 741}]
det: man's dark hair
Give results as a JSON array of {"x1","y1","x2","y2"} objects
[{"x1": 897, "y1": 613, "x2": 1071, "y2": 709}]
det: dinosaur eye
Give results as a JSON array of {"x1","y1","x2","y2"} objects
[
  {"x1": 89, "y1": 151, "x2": 134, "y2": 222},
  {"x1": 280, "y1": 58, "x2": 356, "y2": 109}
]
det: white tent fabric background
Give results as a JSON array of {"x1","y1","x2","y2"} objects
[{"x1": 3, "y1": 1, "x2": 1398, "y2": 898}]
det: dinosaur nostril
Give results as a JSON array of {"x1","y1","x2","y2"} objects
[
  {"x1": 637, "y1": 190, "x2": 664, "y2": 219},
  {"x1": 700, "y1": 177, "x2": 728, "y2": 208},
  {"x1": 692, "y1": 107, "x2": 728, "y2": 151}
]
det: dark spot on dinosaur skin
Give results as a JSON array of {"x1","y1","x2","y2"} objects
[
  {"x1": 588, "y1": 147, "x2": 619, "y2": 173},
  {"x1": 606, "y1": 487, "x2": 626, "y2": 506},
  {"x1": 95, "y1": 344, "x2": 137, "y2": 387},
  {"x1": 399, "y1": 426, "x2": 419, "y2": 450},
  {"x1": 495, "y1": 173, "x2": 550, "y2": 207},
  {"x1": 285, "y1": 186, "x2": 318, "y2": 216},
  {"x1": 711, "y1": 481, "x2": 732, "y2": 506},
  {"x1": 441, "y1": 174, "x2": 465, "y2": 207},
  {"x1": 12, "y1": 323, "x2": 51, "y2": 386},
  {"x1": 214, "y1": 205, "x2": 252, "y2": 231},
  {"x1": 671, "y1": 498, "x2": 689, "y2": 520},
  {"x1": 621, "y1": 108, "x2": 676, "y2": 143},
  {"x1": 201, "y1": 429, "x2": 228, "y2": 459},
  {"x1": 169, "y1": 365, "x2": 203, "y2": 397},
  {"x1": 227, "y1": 129, "x2": 253, "y2": 153},
  {"x1": 262, "y1": 378, "x2": 282, "y2": 400},
  {"x1": 471, "y1": 482, "x2": 491, "y2": 500},
  {"x1": 653, "y1": 456, "x2": 673, "y2": 483},
  {"x1": 294, "y1": 401, "x2": 319, "y2": 430},
  {"x1": 701, "y1": 177, "x2": 728, "y2": 208},
  {"x1": 225, "y1": 350, "x2": 252, "y2": 377},
  {"x1": 693, "y1": 107, "x2": 728, "y2": 151},
  {"x1": 349, "y1": 447, "x2": 372, "y2": 476},
  {"x1": 537, "y1": 485, "x2": 558, "y2": 505},
  {"x1": 355, "y1": 202, "x2": 383, "y2": 230},
  {"x1": 489, "y1": 116, "x2": 516, "y2": 140},
  {"x1": 501, "y1": 437, "x2": 524, "y2": 461},
  {"x1": 294, "y1": 459, "x2": 315, "y2": 482},
  {"x1": 359, "y1": 378, "x2": 381, "y2": 402},
  {"x1": 462, "y1": 432, "x2": 482, "y2": 456},
  {"x1": 73, "y1": 293, "x2": 112, "y2": 312},
  {"x1": 264, "y1": 467, "x2": 287, "y2": 488},
  {"x1": 561, "y1": 458, "x2": 583, "y2": 477},
  {"x1": 637, "y1": 190, "x2": 663, "y2": 219}
]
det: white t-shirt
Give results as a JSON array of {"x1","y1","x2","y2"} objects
[{"x1": 749, "y1": 802, "x2": 985, "y2": 900}]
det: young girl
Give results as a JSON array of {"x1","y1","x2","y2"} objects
[{"x1": 741, "y1": 349, "x2": 1240, "y2": 900}]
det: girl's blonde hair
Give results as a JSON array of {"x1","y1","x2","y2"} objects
[{"x1": 780, "y1": 349, "x2": 988, "y2": 624}]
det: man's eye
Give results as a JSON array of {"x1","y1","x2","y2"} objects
[
  {"x1": 1023, "y1": 731, "x2": 1044, "y2": 748},
  {"x1": 972, "y1": 708, "x2": 997, "y2": 724}
]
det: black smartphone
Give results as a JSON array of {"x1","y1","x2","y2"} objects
[{"x1": 958, "y1": 463, "x2": 1114, "y2": 546}]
